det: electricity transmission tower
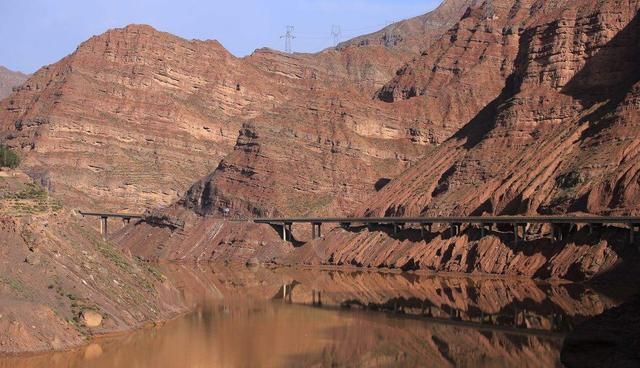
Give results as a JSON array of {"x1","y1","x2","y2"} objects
[
  {"x1": 331, "y1": 25, "x2": 342, "y2": 46},
  {"x1": 280, "y1": 26, "x2": 295, "y2": 53}
]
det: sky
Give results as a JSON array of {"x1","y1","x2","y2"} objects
[{"x1": 0, "y1": 0, "x2": 441, "y2": 74}]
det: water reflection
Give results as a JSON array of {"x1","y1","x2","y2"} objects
[{"x1": 0, "y1": 266, "x2": 621, "y2": 368}]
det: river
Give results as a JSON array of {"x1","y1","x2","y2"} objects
[{"x1": 0, "y1": 265, "x2": 625, "y2": 367}]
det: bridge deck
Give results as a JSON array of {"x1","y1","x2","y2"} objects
[
  {"x1": 253, "y1": 215, "x2": 640, "y2": 224},
  {"x1": 79, "y1": 211, "x2": 144, "y2": 219}
]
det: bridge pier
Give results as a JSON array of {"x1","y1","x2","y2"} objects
[
  {"x1": 281, "y1": 222, "x2": 293, "y2": 241},
  {"x1": 448, "y1": 223, "x2": 461, "y2": 237},
  {"x1": 419, "y1": 223, "x2": 432, "y2": 238},
  {"x1": 100, "y1": 216, "x2": 108, "y2": 239},
  {"x1": 551, "y1": 224, "x2": 563, "y2": 241},
  {"x1": 393, "y1": 223, "x2": 405, "y2": 235},
  {"x1": 630, "y1": 223, "x2": 638, "y2": 245},
  {"x1": 512, "y1": 223, "x2": 528, "y2": 245},
  {"x1": 480, "y1": 223, "x2": 494, "y2": 237},
  {"x1": 311, "y1": 223, "x2": 322, "y2": 239}
]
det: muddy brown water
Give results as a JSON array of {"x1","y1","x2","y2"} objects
[{"x1": 0, "y1": 265, "x2": 630, "y2": 367}]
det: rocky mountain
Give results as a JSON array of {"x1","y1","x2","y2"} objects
[
  {"x1": 339, "y1": 0, "x2": 480, "y2": 53},
  {"x1": 0, "y1": 25, "x2": 249, "y2": 212},
  {"x1": 0, "y1": 1, "x2": 474, "y2": 214},
  {"x1": 3, "y1": 0, "x2": 638, "y2": 281},
  {"x1": 0, "y1": 66, "x2": 28, "y2": 100},
  {"x1": 114, "y1": 0, "x2": 640, "y2": 282},
  {"x1": 285, "y1": 0, "x2": 640, "y2": 278},
  {"x1": 180, "y1": 0, "x2": 529, "y2": 218},
  {"x1": 365, "y1": 0, "x2": 640, "y2": 218}
]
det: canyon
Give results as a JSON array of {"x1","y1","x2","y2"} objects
[
  {"x1": 0, "y1": 0, "x2": 639, "y2": 362},
  {"x1": 113, "y1": 0, "x2": 640, "y2": 283}
]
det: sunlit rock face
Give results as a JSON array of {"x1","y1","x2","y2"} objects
[
  {"x1": 362, "y1": 0, "x2": 640, "y2": 218},
  {"x1": 0, "y1": 1, "x2": 475, "y2": 215},
  {"x1": 0, "y1": 25, "x2": 254, "y2": 212}
]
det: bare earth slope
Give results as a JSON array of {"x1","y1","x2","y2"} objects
[
  {"x1": 0, "y1": 66, "x2": 28, "y2": 100},
  {"x1": 0, "y1": 171, "x2": 189, "y2": 353}
]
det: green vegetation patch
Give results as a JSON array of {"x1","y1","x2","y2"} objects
[
  {"x1": 0, "y1": 145, "x2": 20, "y2": 168},
  {"x1": 0, "y1": 276, "x2": 25, "y2": 294},
  {"x1": 97, "y1": 242, "x2": 131, "y2": 271},
  {"x1": 1, "y1": 182, "x2": 63, "y2": 216}
]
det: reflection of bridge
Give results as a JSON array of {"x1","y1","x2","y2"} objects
[
  {"x1": 277, "y1": 283, "x2": 569, "y2": 339},
  {"x1": 79, "y1": 211, "x2": 144, "y2": 238},
  {"x1": 253, "y1": 216, "x2": 640, "y2": 245}
]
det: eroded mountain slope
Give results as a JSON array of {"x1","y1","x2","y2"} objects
[
  {"x1": 284, "y1": 0, "x2": 640, "y2": 279},
  {"x1": 0, "y1": 0, "x2": 472, "y2": 214}
]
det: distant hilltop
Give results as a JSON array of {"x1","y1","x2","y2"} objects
[{"x1": 0, "y1": 66, "x2": 28, "y2": 100}]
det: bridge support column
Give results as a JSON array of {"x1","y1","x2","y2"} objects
[
  {"x1": 480, "y1": 223, "x2": 493, "y2": 237},
  {"x1": 551, "y1": 224, "x2": 564, "y2": 242},
  {"x1": 311, "y1": 223, "x2": 322, "y2": 239},
  {"x1": 513, "y1": 223, "x2": 527, "y2": 245},
  {"x1": 281, "y1": 223, "x2": 289, "y2": 241},
  {"x1": 449, "y1": 223, "x2": 461, "y2": 237},
  {"x1": 420, "y1": 223, "x2": 432, "y2": 239},
  {"x1": 100, "y1": 216, "x2": 108, "y2": 239}
]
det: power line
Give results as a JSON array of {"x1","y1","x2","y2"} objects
[{"x1": 280, "y1": 25, "x2": 295, "y2": 53}]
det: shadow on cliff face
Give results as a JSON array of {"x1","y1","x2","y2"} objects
[
  {"x1": 561, "y1": 11, "x2": 640, "y2": 125},
  {"x1": 449, "y1": 16, "x2": 537, "y2": 150},
  {"x1": 456, "y1": 10, "x2": 640, "y2": 151}
]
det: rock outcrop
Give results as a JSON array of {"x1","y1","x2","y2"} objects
[
  {"x1": 0, "y1": 66, "x2": 28, "y2": 100},
  {"x1": 365, "y1": 0, "x2": 640, "y2": 218},
  {"x1": 340, "y1": 0, "x2": 478, "y2": 54}
]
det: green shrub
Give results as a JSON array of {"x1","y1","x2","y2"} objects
[{"x1": 0, "y1": 145, "x2": 20, "y2": 168}]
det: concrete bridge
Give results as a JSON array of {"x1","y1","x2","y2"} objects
[
  {"x1": 252, "y1": 215, "x2": 640, "y2": 245},
  {"x1": 79, "y1": 211, "x2": 143, "y2": 238},
  {"x1": 78, "y1": 211, "x2": 640, "y2": 245}
]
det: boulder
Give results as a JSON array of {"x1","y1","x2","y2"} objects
[{"x1": 80, "y1": 310, "x2": 102, "y2": 328}]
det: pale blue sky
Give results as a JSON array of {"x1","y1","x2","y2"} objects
[{"x1": 0, "y1": 0, "x2": 441, "y2": 74}]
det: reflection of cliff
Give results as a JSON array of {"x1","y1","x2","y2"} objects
[
  {"x1": 561, "y1": 293, "x2": 640, "y2": 368},
  {"x1": 277, "y1": 270, "x2": 617, "y2": 332}
]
